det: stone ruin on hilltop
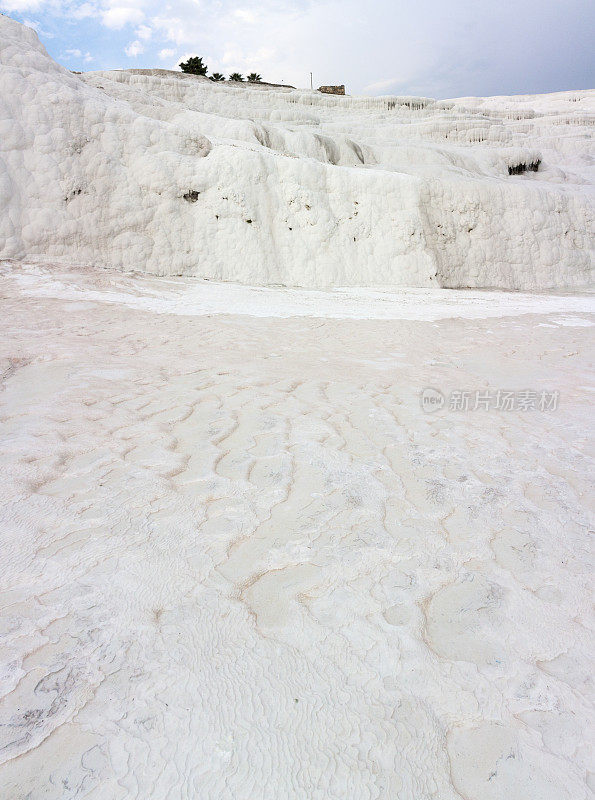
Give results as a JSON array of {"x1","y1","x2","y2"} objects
[{"x1": 318, "y1": 85, "x2": 345, "y2": 95}]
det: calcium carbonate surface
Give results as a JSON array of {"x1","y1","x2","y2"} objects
[{"x1": 0, "y1": 16, "x2": 593, "y2": 289}]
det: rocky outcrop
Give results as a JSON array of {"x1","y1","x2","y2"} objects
[{"x1": 318, "y1": 85, "x2": 345, "y2": 95}]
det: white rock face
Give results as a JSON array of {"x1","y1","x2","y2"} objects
[{"x1": 0, "y1": 16, "x2": 593, "y2": 289}]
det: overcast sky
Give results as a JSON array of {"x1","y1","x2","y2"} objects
[{"x1": 3, "y1": 0, "x2": 594, "y2": 97}]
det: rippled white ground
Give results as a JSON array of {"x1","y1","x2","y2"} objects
[{"x1": 0, "y1": 261, "x2": 593, "y2": 799}]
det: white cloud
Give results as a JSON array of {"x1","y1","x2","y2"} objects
[
  {"x1": 125, "y1": 39, "x2": 144, "y2": 56},
  {"x1": 233, "y1": 8, "x2": 256, "y2": 23},
  {"x1": 158, "y1": 48, "x2": 175, "y2": 60},
  {"x1": 149, "y1": 15, "x2": 186, "y2": 46},
  {"x1": 135, "y1": 23, "x2": 152, "y2": 40},
  {"x1": 72, "y1": 2, "x2": 96, "y2": 19},
  {"x1": 62, "y1": 47, "x2": 94, "y2": 61},
  {"x1": 0, "y1": 0, "x2": 43, "y2": 11},
  {"x1": 362, "y1": 78, "x2": 399, "y2": 94},
  {"x1": 221, "y1": 49, "x2": 242, "y2": 67},
  {"x1": 102, "y1": 6, "x2": 144, "y2": 29},
  {"x1": 22, "y1": 17, "x2": 54, "y2": 36}
]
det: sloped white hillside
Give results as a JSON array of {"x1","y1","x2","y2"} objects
[{"x1": 0, "y1": 15, "x2": 593, "y2": 289}]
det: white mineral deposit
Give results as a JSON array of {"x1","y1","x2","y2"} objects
[{"x1": 0, "y1": 14, "x2": 593, "y2": 800}]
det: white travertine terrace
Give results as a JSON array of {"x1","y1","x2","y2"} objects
[
  {"x1": 0, "y1": 13, "x2": 594, "y2": 800},
  {"x1": 0, "y1": 15, "x2": 593, "y2": 289},
  {"x1": 0, "y1": 260, "x2": 593, "y2": 798}
]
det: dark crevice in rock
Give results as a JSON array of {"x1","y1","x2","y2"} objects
[{"x1": 508, "y1": 160, "x2": 541, "y2": 175}]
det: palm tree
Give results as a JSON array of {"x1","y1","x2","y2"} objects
[
  {"x1": 247, "y1": 73, "x2": 262, "y2": 82},
  {"x1": 179, "y1": 56, "x2": 208, "y2": 76},
  {"x1": 210, "y1": 72, "x2": 225, "y2": 82},
  {"x1": 229, "y1": 73, "x2": 244, "y2": 82}
]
